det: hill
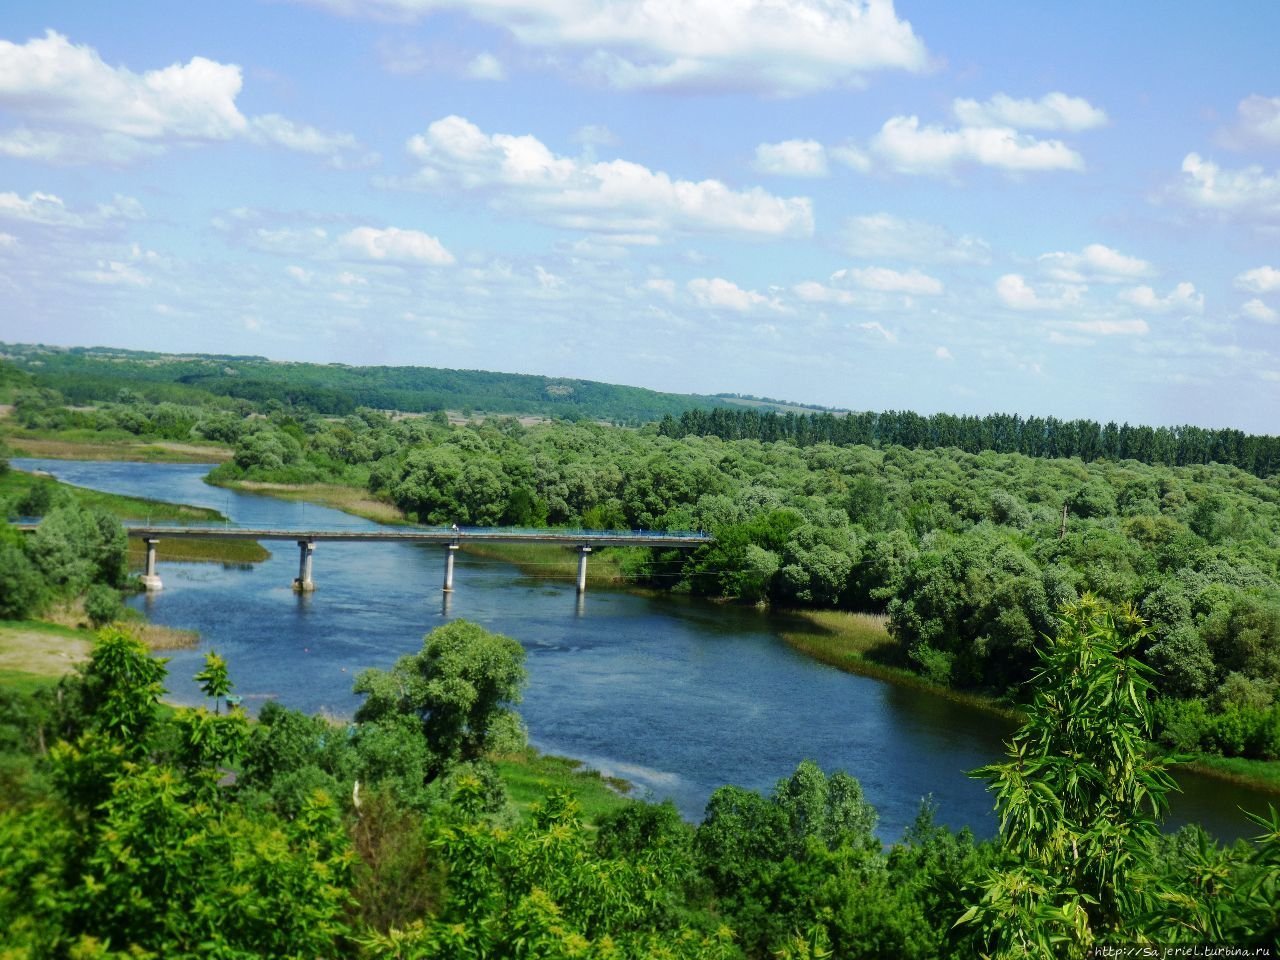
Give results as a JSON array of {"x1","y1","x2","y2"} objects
[{"x1": 1, "y1": 342, "x2": 832, "y2": 424}]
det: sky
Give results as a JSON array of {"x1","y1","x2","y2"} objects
[{"x1": 1, "y1": 2, "x2": 1278, "y2": 433}]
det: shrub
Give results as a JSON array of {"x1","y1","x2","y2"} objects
[{"x1": 83, "y1": 584, "x2": 124, "y2": 627}]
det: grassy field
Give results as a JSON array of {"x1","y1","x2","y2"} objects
[
  {"x1": 493, "y1": 747, "x2": 635, "y2": 824},
  {"x1": 0, "y1": 620, "x2": 92, "y2": 692}
]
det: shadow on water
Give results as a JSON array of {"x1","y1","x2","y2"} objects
[{"x1": 13, "y1": 458, "x2": 1278, "y2": 843}]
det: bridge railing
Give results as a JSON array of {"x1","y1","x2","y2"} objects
[
  {"x1": 11, "y1": 514, "x2": 712, "y2": 541},
  {"x1": 114, "y1": 520, "x2": 711, "y2": 539}
]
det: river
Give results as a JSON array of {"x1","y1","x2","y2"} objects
[{"x1": 14, "y1": 458, "x2": 1275, "y2": 843}]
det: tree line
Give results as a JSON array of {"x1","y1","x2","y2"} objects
[{"x1": 659, "y1": 407, "x2": 1280, "y2": 480}]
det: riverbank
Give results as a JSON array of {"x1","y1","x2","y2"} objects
[
  {"x1": 781, "y1": 608, "x2": 1280, "y2": 797},
  {"x1": 3, "y1": 465, "x2": 269, "y2": 565},
  {"x1": 494, "y1": 748, "x2": 635, "y2": 823},
  {"x1": 2, "y1": 429, "x2": 232, "y2": 463},
  {"x1": 204, "y1": 476, "x2": 408, "y2": 525},
  {"x1": 779, "y1": 610, "x2": 1023, "y2": 723},
  {"x1": 0, "y1": 617, "x2": 198, "y2": 690}
]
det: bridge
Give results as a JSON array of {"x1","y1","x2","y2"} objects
[{"x1": 13, "y1": 521, "x2": 712, "y2": 595}]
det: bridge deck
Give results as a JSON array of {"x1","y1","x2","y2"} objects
[{"x1": 13, "y1": 522, "x2": 711, "y2": 549}]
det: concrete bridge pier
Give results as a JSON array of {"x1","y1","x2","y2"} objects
[
  {"x1": 442, "y1": 543, "x2": 459, "y2": 592},
  {"x1": 140, "y1": 538, "x2": 163, "y2": 592},
  {"x1": 576, "y1": 545, "x2": 592, "y2": 594},
  {"x1": 293, "y1": 540, "x2": 316, "y2": 593}
]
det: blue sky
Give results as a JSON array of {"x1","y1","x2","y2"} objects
[{"x1": 1, "y1": 1, "x2": 1278, "y2": 432}]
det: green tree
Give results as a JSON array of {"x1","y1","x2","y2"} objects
[
  {"x1": 353, "y1": 620, "x2": 527, "y2": 781},
  {"x1": 82, "y1": 584, "x2": 123, "y2": 628},
  {"x1": 959, "y1": 597, "x2": 1179, "y2": 957},
  {"x1": 0, "y1": 541, "x2": 46, "y2": 619},
  {"x1": 193, "y1": 650, "x2": 233, "y2": 715}
]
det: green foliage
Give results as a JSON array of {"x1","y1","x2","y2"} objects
[
  {"x1": 354, "y1": 620, "x2": 527, "y2": 779},
  {"x1": 695, "y1": 761, "x2": 960, "y2": 959},
  {"x1": 0, "y1": 539, "x2": 46, "y2": 618},
  {"x1": 27, "y1": 503, "x2": 128, "y2": 595},
  {"x1": 192, "y1": 649, "x2": 232, "y2": 714},
  {"x1": 82, "y1": 583, "x2": 124, "y2": 627},
  {"x1": 961, "y1": 598, "x2": 1180, "y2": 956},
  {"x1": 79, "y1": 626, "x2": 168, "y2": 752}
]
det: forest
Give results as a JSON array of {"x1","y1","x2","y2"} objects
[
  {"x1": 3, "y1": 352, "x2": 1280, "y2": 953},
  {"x1": 0, "y1": 606, "x2": 1276, "y2": 957},
  {"x1": 6, "y1": 372, "x2": 1279, "y2": 768}
]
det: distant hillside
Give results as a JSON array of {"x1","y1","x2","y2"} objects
[{"x1": 0, "y1": 342, "x2": 824, "y2": 424}]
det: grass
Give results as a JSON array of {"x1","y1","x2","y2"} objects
[
  {"x1": 779, "y1": 609, "x2": 1025, "y2": 722},
  {"x1": 209, "y1": 478, "x2": 407, "y2": 525},
  {"x1": 1183, "y1": 754, "x2": 1280, "y2": 794},
  {"x1": 126, "y1": 537, "x2": 270, "y2": 566},
  {"x1": 0, "y1": 620, "x2": 92, "y2": 689},
  {"x1": 40, "y1": 600, "x2": 199, "y2": 650},
  {"x1": 0, "y1": 426, "x2": 232, "y2": 463},
  {"x1": 461, "y1": 541, "x2": 636, "y2": 587},
  {"x1": 493, "y1": 747, "x2": 636, "y2": 825}
]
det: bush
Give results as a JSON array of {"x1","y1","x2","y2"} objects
[
  {"x1": 0, "y1": 543, "x2": 45, "y2": 619},
  {"x1": 83, "y1": 584, "x2": 124, "y2": 627}
]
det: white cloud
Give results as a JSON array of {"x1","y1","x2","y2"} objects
[
  {"x1": 1241, "y1": 298, "x2": 1278, "y2": 323},
  {"x1": 400, "y1": 115, "x2": 813, "y2": 240},
  {"x1": 80, "y1": 259, "x2": 151, "y2": 287},
  {"x1": 832, "y1": 265, "x2": 942, "y2": 294},
  {"x1": 1174, "y1": 153, "x2": 1280, "y2": 220},
  {"x1": 688, "y1": 276, "x2": 779, "y2": 311},
  {"x1": 753, "y1": 139, "x2": 828, "y2": 177},
  {"x1": 1235, "y1": 265, "x2": 1280, "y2": 293},
  {"x1": 339, "y1": 226, "x2": 455, "y2": 265},
  {"x1": 286, "y1": 265, "x2": 313, "y2": 284},
  {"x1": 934, "y1": 345, "x2": 953, "y2": 360},
  {"x1": 0, "y1": 190, "x2": 82, "y2": 226},
  {"x1": 1061, "y1": 318, "x2": 1149, "y2": 336},
  {"x1": 843, "y1": 212, "x2": 990, "y2": 263},
  {"x1": 249, "y1": 115, "x2": 364, "y2": 160},
  {"x1": 952, "y1": 92, "x2": 1107, "y2": 131},
  {"x1": 1118, "y1": 281, "x2": 1203, "y2": 314},
  {"x1": 859, "y1": 320, "x2": 896, "y2": 341},
  {"x1": 793, "y1": 280, "x2": 855, "y2": 305},
  {"x1": 298, "y1": 0, "x2": 929, "y2": 97},
  {"x1": 0, "y1": 30, "x2": 362, "y2": 164},
  {"x1": 1038, "y1": 243, "x2": 1153, "y2": 283},
  {"x1": 465, "y1": 52, "x2": 506, "y2": 80},
  {"x1": 645, "y1": 277, "x2": 675, "y2": 298},
  {"x1": 995, "y1": 273, "x2": 1082, "y2": 310},
  {"x1": 828, "y1": 143, "x2": 873, "y2": 173},
  {"x1": 1219, "y1": 94, "x2": 1280, "y2": 148},
  {"x1": 870, "y1": 115, "x2": 1085, "y2": 175}
]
